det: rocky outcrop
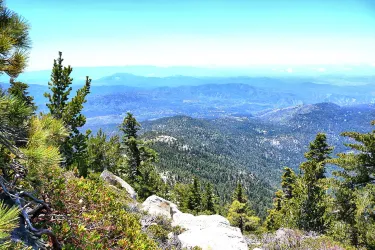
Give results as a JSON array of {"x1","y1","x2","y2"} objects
[
  {"x1": 141, "y1": 195, "x2": 248, "y2": 250},
  {"x1": 141, "y1": 195, "x2": 179, "y2": 219},
  {"x1": 173, "y1": 213, "x2": 248, "y2": 250},
  {"x1": 100, "y1": 170, "x2": 137, "y2": 199}
]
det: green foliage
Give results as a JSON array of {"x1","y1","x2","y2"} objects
[
  {"x1": 82, "y1": 129, "x2": 124, "y2": 176},
  {"x1": 44, "y1": 52, "x2": 73, "y2": 120},
  {"x1": 120, "y1": 112, "x2": 140, "y2": 139},
  {"x1": 227, "y1": 200, "x2": 260, "y2": 233},
  {"x1": 186, "y1": 177, "x2": 202, "y2": 214},
  {"x1": 264, "y1": 190, "x2": 283, "y2": 231},
  {"x1": 227, "y1": 184, "x2": 260, "y2": 233},
  {"x1": 297, "y1": 134, "x2": 332, "y2": 233},
  {"x1": 44, "y1": 174, "x2": 159, "y2": 249},
  {"x1": 21, "y1": 115, "x2": 68, "y2": 195},
  {"x1": 169, "y1": 183, "x2": 190, "y2": 210},
  {"x1": 304, "y1": 133, "x2": 333, "y2": 167},
  {"x1": 0, "y1": 201, "x2": 19, "y2": 242},
  {"x1": 0, "y1": 93, "x2": 33, "y2": 143},
  {"x1": 8, "y1": 80, "x2": 36, "y2": 112},
  {"x1": 326, "y1": 123, "x2": 375, "y2": 248},
  {"x1": 0, "y1": 92, "x2": 33, "y2": 180},
  {"x1": 202, "y1": 182, "x2": 216, "y2": 214},
  {"x1": 0, "y1": 0, "x2": 31, "y2": 78},
  {"x1": 281, "y1": 167, "x2": 296, "y2": 199},
  {"x1": 233, "y1": 183, "x2": 247, "y2": 204},
  {"x1": 141, "y1": 117, "x2": 275, "y2": 217},
  {"x1": 144, "y1": 216, "x2": 179, "y2": 246},
  {"x1": 118, "y1": 112, "x2": 165, "y2": 200},
  {"x1": 265, "y1": 134, "x2": 332, "y2": 234},
  {"x1": 134, "y1": 163, "x2": 166, "y2": 201},
  {"x1": 120, "y1": 113, "x2": 142, "y2": 181},
  {"x1": 44, "y1": 51, "x2": 91, "y2": 167}
]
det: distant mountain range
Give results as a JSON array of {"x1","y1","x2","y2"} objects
[
  {"x1": 1, "y1": 64, "x2": 374, "y2": 85},
  {"x1": 1, "y1": 75, "x2": 375, "y2": 127}
]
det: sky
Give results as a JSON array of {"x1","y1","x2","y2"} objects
[{"x1": 7, "y1": 0, "x2": 375, "y2": 71}]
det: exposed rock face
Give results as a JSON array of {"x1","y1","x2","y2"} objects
[
  {"x1": 100, "y1": 170, "x2": 137, "y2": 199},
  {"x1": 141, "y1": 195, "x2": 179, "y2": 219},
  {"x1": 173, "y1": 213, "x2": 248, "y2": 250},
  {"x1": 141, "y1": 195, "x2": 248, "y2": 250}
]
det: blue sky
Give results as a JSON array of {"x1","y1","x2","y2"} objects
[{"x1": 8, "y1": 0, "x2": 375, "y2": 71}]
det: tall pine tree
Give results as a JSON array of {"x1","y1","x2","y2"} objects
[
  {"x1": 298, "y1": 133, "x2": 332, "y2": 233},
  {"x1": 329, "y1": 123, "x2": 375, "y2": 248},
  {"x1": 119, "y1": 112, "x2": 141, "y2": 181},
  {"x1": 187, "y1": 177, "x2": 202, "y2": 214},
  {"x1": 203, "y1": 182, "x2": 216, "y2": 214},
  {"x1": 44, "y1": 52, "x2": 91, "y2": 168}
]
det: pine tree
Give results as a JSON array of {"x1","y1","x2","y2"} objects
[
  {"x1": 203, "y1": 182, "x2": 216, "y2": 214},
  {"x1": 264, "y1": 190, "x2": 284, "y2": 231},
  {"x1": 44, "y1": 52, "x2": 73, "y2": 120},
  {"x1": 6, "y1": 80, "x2": 36, "y2": 148},
  {"x1": 121, "y1": 112, "x2": 140, "y2": 139},
  {"x1": 281, "y1": 167, "x2": 296, "y2": 199},
  {"x1": 297, "y1": 133, "x2": 332, "y2": 233},
  {"x1": 44, "y1": 52, "x2": 91, "y2": 167},
  {"x1": 8, "y1": 79, "x2": 36, "y2": 112},
  {"x1": 265, "y1": 167, "x2": 296, "y2": 231},
  {"x1": 303, "y1": 133, "x2": 333, "y2": 178},
  {"x1": 0, "y1": 93, "x2": 32, "y2": 156},
  {"x1": 233, "y1": 182, "x2": 247, "y2": 203},
  {"x1": 227, "y1": 183, "x2": 260, "y2": 233},
  {"x1": 118, "y1": 112, "x2": 163, "y2": 199},
  {"x1": 86, "y1": 129, "x2": 107, "y2": 174},
  {"x1": 120, "y1": 112, "x2": 142, "y2": 181},
  {"x1": 329, "y1": 123, "x2": 375, "y2": 247},
  {"x1": 0, "y1": 0, "x2": 30, "y2": 78},
  {"x1": 187, "y1": 177, "x2": 202, "y2": 214}
]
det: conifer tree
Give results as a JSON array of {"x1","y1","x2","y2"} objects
[
  {"x1": 264, "y1": 190, "x2": 284, "y2": 231},
  {"x1": 303, "y1": 133, "x2": 333, "y2": 178},
  {"x1": 265, "y1": 167, "x2": 296, "y2": 231},
  {"x1": 8, "y1": 79, "x2": 36, "y2": 112},
  {"x1": 118, "y1": 112, "x2": 163, "y2": 199},
  {"x1": 187, "y1": 177, "x2": 202, "y2": 214},
  {"x1": 227, "y1": 183, "x2": 260, "y2": 233},
  {"x1": 44, "y1": 52, "x2": 91, "y2": 167},
  {"x1": 6, "y1": 80, "x2": 36, "y2": 148},
  {"x1": 233, "y1": 182, "x2": 247, "y2": 203},
  {"x1": 121, "y1": 112, "x2": 140, "y2": 139},
  {"x1": 297, "y1": 133, "x2": 332, "y2": 233},
  {"x1": 281, "y1": 167, "x2": 296, "y2": 199},
  {"x1": 120, "y1": 112, "x2": 141, "y2": 181},
  {"x1": 203, "y1": 182, "x2": 216, "y2": 214},
  {"x1": 329, "y1": 123, "x2": 375, "y2": 247},
  {"x1": 0, "y1": 0, "x2": 30, "y2": 78}
]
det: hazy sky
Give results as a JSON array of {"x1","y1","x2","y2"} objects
[{"x1": 8, "y1": 0, "x2": 375, "y2": 71}]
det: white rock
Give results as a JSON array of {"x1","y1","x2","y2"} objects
[
  {"x1": 142, "y1": 195, "x2": 248, "y2": 250},
  {"x1": 141, "y1": 195, "x2": 180, "y2": 219},
  {"x1": 100, "y1": 170, "x2": 137, "y2": 199},
  {"x1": 173, "y1": 213, "x2": 248, "y2": 250}
]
